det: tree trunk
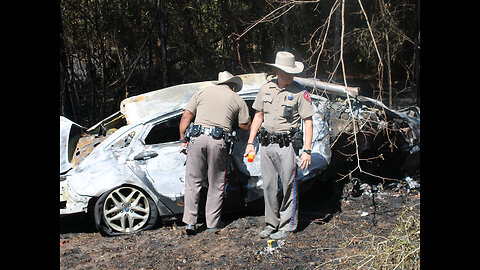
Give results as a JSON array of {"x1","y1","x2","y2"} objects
[
  {"x1": 157, "y1": 0, "x2": 168, "y2": 87},
  {"x1": 414, "y1": 0, "x2": 420, "y2": 107},
  {"x1": 332, "y1": 2, "x2": 341, "y2": 79},
  {"x1": 83, "y1": 0, "x2": 97, "y2": 124},
  {"x1": 385, "y1": 29, "x2": 392, "y2": 108},
  {"x1": 282, "y1": 6, "x2": 291, "y2": 51},
  {"x1": 59, "y1": 3, "x2": 77, "y2": 122}
]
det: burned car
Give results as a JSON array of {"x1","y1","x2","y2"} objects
[
  {"x1": 60, "y1": 73, "x2": 333, "y2": 236},
  {"x1": 60, "y1": 73, "x2": 420, "y2": 236}
]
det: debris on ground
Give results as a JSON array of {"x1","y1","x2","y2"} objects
[
  {"x1": 256, "y1": 239, "x2": 285, "y2": 255},
  {"x1": 60, "y1": 181, "x2": 420, "y2": 269}
]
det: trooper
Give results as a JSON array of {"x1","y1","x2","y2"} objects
[
  {"x1": 244, "y1": 51, "x2": 314, "y2": 240},
  {"x1": 179, "y1": 71, "x2": 251, "y2": 235}
]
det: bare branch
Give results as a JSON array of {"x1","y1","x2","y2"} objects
[
  {"x1": 234, "y1": 2, "x2": 294, "y2": 41},
  {"x1": 357, "y1": 0, "x2": 383, "y2": 66}
]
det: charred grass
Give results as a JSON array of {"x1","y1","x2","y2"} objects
[{"x1": 60, "y1": 179, "x2": 420, "y2": 269}]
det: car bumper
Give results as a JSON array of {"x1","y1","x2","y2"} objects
[{"x1": 60, "y1": 178, "x2": 91, "y2": 215}]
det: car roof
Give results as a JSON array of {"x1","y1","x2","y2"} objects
[{"x1": 120, "y1": 73, "x2": 268, "y2": 125}]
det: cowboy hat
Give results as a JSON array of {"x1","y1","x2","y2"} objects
[
  {"x1": 266, "y1": 51, "x2": 304, "y2": 74},
  {"x1": 214, "y1": 71, "x2": 243, "y2": 91}
]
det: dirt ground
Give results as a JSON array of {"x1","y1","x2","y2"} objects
[{"x1": 60, "y1": 177, "x2": 420, "y2": 269}]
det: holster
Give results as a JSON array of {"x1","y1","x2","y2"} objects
[
  {"x1": 289, "y1": 127, "x2": 303, "y2": 156},
  {"x1": 258, "y1": 127, "x2": 269, "y2": 146},
  {"x1": 211, "y1": 126, "x2": 224, "y2": 140},
  {"x1": 190, "y1": 124, "x2": 202, "y2": 137}
]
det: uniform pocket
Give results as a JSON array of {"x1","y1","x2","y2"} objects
[
  {"x1": 262, "y1": 95, "x2": 273, "y2": 103},
  {"x1": 262, "y1": 95, "x2": 274, "y2": 113},
  {"x1": 282, "y1": 105, "x2": 294, "y2": 119}
]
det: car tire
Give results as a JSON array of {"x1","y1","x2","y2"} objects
[{"x1": 94, "y1": 186, "x2": 159, "y2": 236}]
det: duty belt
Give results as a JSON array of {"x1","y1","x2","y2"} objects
[
  {"x1": 258, "y1": 127, "x2": 303, "y2": 149},
  {"x1": 187, "y1": 124, "x2": 236, "y2": 143},
  {"x1": 200, "y1": 126, "x2": 219, "y2": 136}
]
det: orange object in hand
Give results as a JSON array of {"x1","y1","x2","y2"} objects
[{"x1": 247, "y1": 153, "x2": 255, "y2": 162}]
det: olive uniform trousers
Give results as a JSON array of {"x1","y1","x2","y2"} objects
[
  {"x1": 182, "y1": 134, "x2": 228, "y2": 229},
  {"x1": 260, "y1": 143, "x2": 299, "y2": 232}
]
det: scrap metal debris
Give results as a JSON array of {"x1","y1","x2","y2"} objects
[{"x1": 255, "y1": 240, "x2": 286, "y2": 256}]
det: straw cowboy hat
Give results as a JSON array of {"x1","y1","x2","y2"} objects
[
  {"x1": 215, "y1": 71, "x2": 243, "y2": 91},
  {"x1": 266, "y1": 51, "x2": 304, "y2": 74}
]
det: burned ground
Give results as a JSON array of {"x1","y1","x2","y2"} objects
[{"x1": 60, "y1": 174, "x2": 420, "y2": 269}]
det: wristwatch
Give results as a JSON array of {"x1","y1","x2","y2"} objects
[{"x1": 303, "y1": 149, "x2": 311, "y2": 155}]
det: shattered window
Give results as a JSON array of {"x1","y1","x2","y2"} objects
[{"x1": 144, "y1": 115, "x2": 182, "y2": 145}]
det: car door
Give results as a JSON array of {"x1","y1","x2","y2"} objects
[{"x1": 133, "y1": 114, "x2": 187, "y2": 214}]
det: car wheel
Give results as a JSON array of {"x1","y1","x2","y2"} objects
[{"x1": 94, "y1": 186, "x2": 159, "y2": 236}]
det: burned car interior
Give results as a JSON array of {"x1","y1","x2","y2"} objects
[{"x1": 144, "y1": 114, "x2": 182, "y2": 145}]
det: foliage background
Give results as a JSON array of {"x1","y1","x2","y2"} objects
[{"x1": 59, "y1": 0, "x2": 420, "y2": 126}]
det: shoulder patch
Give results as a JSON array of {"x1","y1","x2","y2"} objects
[{"x1": 303, "y1": 90, "x2": 312, "y2": 103}]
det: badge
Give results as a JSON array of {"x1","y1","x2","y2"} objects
[
  {"x1": 303, "y1": 90, "x2": 312, "y2": 103},
  {"x1": 288, "y1": 94, "x2": 294, "y2": 100}
]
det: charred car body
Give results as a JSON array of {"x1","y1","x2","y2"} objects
[{"x1": 60, "y1": 73, "x2": 419, "y2": 236}]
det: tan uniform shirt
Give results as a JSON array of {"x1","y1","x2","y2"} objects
[
  {"x1": 252, "y1": 80, "x2": 314, "y2": 134},
  {"x1": 184, "y1": 84, "x2": 251, "y2": 133}
]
